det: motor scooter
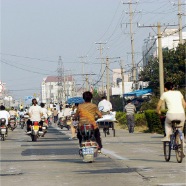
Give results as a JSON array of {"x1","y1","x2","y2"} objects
[
  {"x1": 27, "y1": 121, "x2": 43, "y2": 141},
  {"x1": 9, "y1": 115, "x2": 16, "y2": 131},
  {"x1": 0, "y1": 118, "x2": 7, "y2": 141},
  {"x1": 79, "y1": 124, "x2": 98, "y2": 163},
  {"x1": 41, "y1": 116, "x2": 48, "y2": 137},
  {"x1": 58, "y1": 116, "x2": 71, "y2": 130},
  {"x1": 20, "y1": 116, "x2": 25, "y2": 129}
]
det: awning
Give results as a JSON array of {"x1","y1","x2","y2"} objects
[{"x1": 124, "y1": 89, "x2": 152, "y2": 97}]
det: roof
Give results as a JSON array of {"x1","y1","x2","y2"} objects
[
  {"x1": 45, "y1": 76, "x2": 74, "y2": 83},
  {"x1": 124, "y1": 88, "x2": 152, "y2": 97}
]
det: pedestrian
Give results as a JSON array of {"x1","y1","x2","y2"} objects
[
  {"x1": 53, "y1": 108, "x2": 58, "y2": 123},
  {"x1": 124, "y1": 99, "x2": 136, "y2": 133}
]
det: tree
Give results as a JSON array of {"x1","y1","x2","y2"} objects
[{"x1": 139, "y1": 43, "x2": 186, "y2": 97}]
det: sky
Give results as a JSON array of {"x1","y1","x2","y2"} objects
[{"x1": 0, "y1": 0, "x2": 185, "y2": 100}]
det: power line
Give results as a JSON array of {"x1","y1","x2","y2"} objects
[{"x1": 0, "y1": 59, "x2": 51, "y2": 75}]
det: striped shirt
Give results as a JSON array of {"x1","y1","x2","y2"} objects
[{"x1": 124, "y1": 103, "x2": 136, "y2": 115}]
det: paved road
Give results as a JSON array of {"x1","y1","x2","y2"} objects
[{"x1": 0, "y1": 124, "x2": 186, "y2": 186}]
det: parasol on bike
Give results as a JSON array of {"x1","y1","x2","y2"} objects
[{"x1": 67, "y1": 97, "x2": 84, "y2": 104}]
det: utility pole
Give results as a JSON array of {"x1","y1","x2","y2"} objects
[
  {"x1": 157, "y1": 22, "x2": 164, "y2": 100},
  {"x1": 85, "y1": 74, "x2": 89, "y2": 91},
  {"x1": 177, "y1": 0, "x2": 186, "y2": 44},
  {"x1": 106, "y1": 57, "x2": 110, "y2": 101},
  {"x1": 120, "y1": 59, "x2": 125, "y2": 107},
  {"x1": 79, "y1": 56, "x2": 87, "y2": 91},
  {"x1": 57, "y1": 56, "x2": 63, "y2": 103},
  {"x1": 138, "y1": 22, "x2": 177, "y2": 109},
  {"x1": 95, "y1": 42, "x2": 106, "y2": 94},
  {"x1": 123, "y1": 0, "x2": 139, "y2": 84}
]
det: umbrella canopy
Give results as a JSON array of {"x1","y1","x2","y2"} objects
[
  {"x1": 67, "y1": 97, "x2": 84, "y2": 104},
  {"x1": 124, "y1": 88, "x2": 152, "y2": 97}
]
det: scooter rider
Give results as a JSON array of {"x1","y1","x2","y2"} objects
[
  {"x1": 0, "y1": 105, "x2": 10, "y2": 136},
  {"x1": 27, "y1": 98, "x2": 43, "y2": 133},
  {"x1": 75, "y1": 91, "x2": 103, "y2": 153}
]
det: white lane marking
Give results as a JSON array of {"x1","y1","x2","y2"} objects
[{"x1": 102, "y1": 148, "x2": 129, "y2": 160}]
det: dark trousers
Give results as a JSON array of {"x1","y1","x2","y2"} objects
[
  {"x1": 54, "y1": 116, "x2": 58, "y2": 123},
  {"x1": 77, "y1": 128, "x2": 102, "y2": 149},
  {"x1": 126, "y1": 115, "x2": 135, "y2": 133}
]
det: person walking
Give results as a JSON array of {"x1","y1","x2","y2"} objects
[
  {"x1": 124, "y1": 99, "x2": 136, "y2": 133},
  {"x1": 53, "y1": 108, "x2": 58, "y2": 123}
]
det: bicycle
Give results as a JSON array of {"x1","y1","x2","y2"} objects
[{"x1": 163, "y1": 119, "x2": 184, "y2": 163}]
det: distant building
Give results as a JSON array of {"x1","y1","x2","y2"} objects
[
  {"x1": 41, "y1": 76, "x2": 75, "y2": 104},
  {"x1": 112, "y1": 69, "x2": 129, "y2": 87},
  {"x1": 142, "y1": 29, "x2": 186, "y2": 67}
]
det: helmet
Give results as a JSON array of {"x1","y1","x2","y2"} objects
[{"x1": 0, "y1": 118, "x2": 6, "y2": 125}]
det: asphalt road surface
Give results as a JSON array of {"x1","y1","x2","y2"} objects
[{"x1": 0, "y1": 124, "x2": 186, "y2": 186}]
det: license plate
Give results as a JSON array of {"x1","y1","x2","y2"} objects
[
  {"x1": 82, "y1": 148, "x2": 94, "y2": 155},
  {"x1": 33, "y1": 126, "x2": 39, "y2": 130},
  {"x1": 1, "y1": 129, "x2": 6, "y2": 132},
  {"x1": 42, "y1": 127, "x2": 46, "y2": 129}
]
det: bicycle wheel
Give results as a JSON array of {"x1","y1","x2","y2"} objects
[
  {"x1": 163, "y1": 141, "x2": 171, "y2": 162},
  {"x1": 175, "y1": 131, "x2": 183, "y2": 163}
]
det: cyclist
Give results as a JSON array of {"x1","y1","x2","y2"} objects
[{"x1": 156, "y1": 82, "x2": 186, "y2": 142}]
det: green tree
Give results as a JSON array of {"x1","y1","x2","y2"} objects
[{"x1": 139, "y1": 42, "x2": 186, "y2": 96}]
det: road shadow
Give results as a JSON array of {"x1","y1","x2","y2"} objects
[{"x1": 74, "y1": 167, "x2": 138, "y2": 174}]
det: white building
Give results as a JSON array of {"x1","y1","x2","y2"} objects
[
  {"x1": 41, "y1": 76, "x2": 75, "y2": 104},
  {"x1": 142, "y1": 29, "x2": 186, "y2": 67}
]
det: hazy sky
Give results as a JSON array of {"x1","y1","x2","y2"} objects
[{"x1": 0, "y1": 0, "x2": 184, "y2": 100}]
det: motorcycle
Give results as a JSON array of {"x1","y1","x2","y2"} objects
[
  {"x1": 19, "y1": 116, "x2": 25, "y2": 129},
  {"x1": 9, "y1": 115, "x2": 16, "y2": 131},
  {"x1": 41, "y1": 117, "x2": 48, "y2": 137},
  {"x1": 27, "y1": 120, "x2": 43, "y2": 141},
  {"x1": 79, "y1": 124, "x2": 98, "y2": 163},
  {"x1": 0, "y1": 118, "x2": 7, "y2": 141},
  {"x1": 58, "y1": 116, "x2": 71, "y2": 130}
]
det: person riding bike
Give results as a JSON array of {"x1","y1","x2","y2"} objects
[
  {"x1": 9, "y1": 107, "x2": 17, "y2": 118},
  {"x1": 156, "y1": 82, "x2": 186, "y2": 143},
  {"x1": 75, "y1": 91, "x2": 103, "y2": 152},
  {"x1": 0, "y1": 105, "x2": 10, "y2": 136},
  {"x1": 27, "y1": 98, "x2": 43, "y2": 133},
  {"x1": 98, "y1": 96, "x2": 112, "y2": 115}
]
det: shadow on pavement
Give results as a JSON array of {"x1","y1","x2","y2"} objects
[{"x1": 74, "y1": 167, "x2": 138, "y2": 174}]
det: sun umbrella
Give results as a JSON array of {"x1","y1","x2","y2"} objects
[{"x1": 67, "y1": 97, "x2": 84, "y2": 104}]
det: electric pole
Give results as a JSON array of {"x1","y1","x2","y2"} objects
[
  {"x1": 95, "y1": 42, "x2": 106, "y2": 94},
  {"x1": 106, "y1": 57, "x2": 110, "y2": 101},
  {"x1": 123, "y1": 0, "x2": 138, "y2": 84},
  {"x1": 57, "y1": 56, "x2": 63, "y2": 103},
  {"x1": 79, "y1": 56, "x2": 87, "y2": 91},
  {"x1": 120, "y1": 59, "x2": 125, "y2": 107},
  {"x1": 157, "y1": 22, "x2": 164, "y2": 100},
  {"x1": 138, "y1": 22, "x2": 177, "y2": 109}
]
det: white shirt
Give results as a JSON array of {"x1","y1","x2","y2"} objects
[
  {"x1": 29, "y1": 105, "x2": 42, "y2": 121},
  {"x1": 41, "y1": 107, "x2": 48, "y2": 119},
  {"x1": 160, "y1": 90, "x2": 184, "y2": 114},
  {"x1": 62, "y1": 108, "x2": 71, "y2": 117},
  {"x1": 98, "y1": 99, "x2": 112, "y2": 112},
  {"x1": 0, "y1": 110, "x2": 10, "y2": 125}
]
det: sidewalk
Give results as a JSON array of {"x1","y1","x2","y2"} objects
[{"x1": 54, "y1": 124, "x2": 186, "y2": 186}]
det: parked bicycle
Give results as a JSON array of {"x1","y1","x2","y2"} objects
[{"x1": 163, "y1": 119, "x2": 184, "y2": 163}]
